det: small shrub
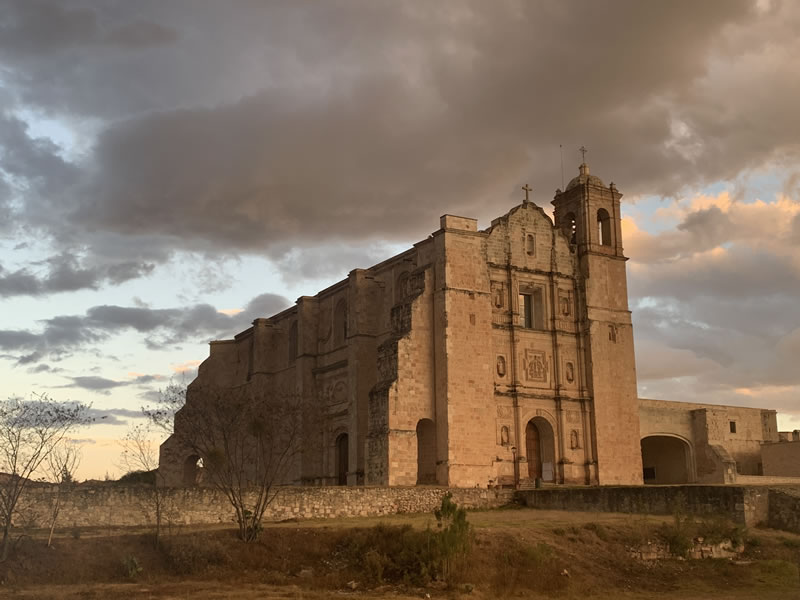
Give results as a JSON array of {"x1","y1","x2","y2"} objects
[
  {"x1": 117, "y1": 470, "x2": 157, "y2": 485},
  {"x1": 552, "y1": 527, "x2": 566, "y2": 536},
  {"x1": 781, "y1": 537, "x2": 800, "y2": 549},
  {"x1": 698, "y1": 514, "x2": 745, "y2": 546},
  {"x1": 658, "y1": 513, "x2": 695, "y2": 558},
  {"x1": 161, "y1": 535, "x2": 230, "y2": 575},
  {"x1": 121, "y1": 554, "x2": 142, "y2": 580}
]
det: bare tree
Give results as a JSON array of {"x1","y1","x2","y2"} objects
[
  {"x1": 169, "y1": 385, "x2": 303, "y2": 542},
  {"x1": 0, "y1": 395, "x2": 90, "y2": 560},
  {"x1": 44, "y1": 440, "x2": 81, "y2": 548},
  {"x1": 142, "y1": 377, "x2": 186, "y2": 436},
  {"x1": 119, "y1": 423, "x2": 169, "y2": 545}
]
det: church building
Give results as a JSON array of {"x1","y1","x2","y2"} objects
[{"x1": 159, "y1": 163, "x2": 791, "y2": 489}]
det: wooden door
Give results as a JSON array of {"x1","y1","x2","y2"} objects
[{"x1": 526, "y1": 421, "x2": 541, "y2": 479}]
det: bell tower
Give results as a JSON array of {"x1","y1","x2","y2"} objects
[{"x1": 553, "y1": 162, "x2": 643, "y2": 485}]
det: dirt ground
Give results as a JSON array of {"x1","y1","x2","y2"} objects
[{"x1": 1, "y1": 508, "x2": 799, "y2": 599}]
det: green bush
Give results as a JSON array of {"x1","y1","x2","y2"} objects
[
  {"x1": 121, "y1": 554, "x2": 142, "y2": 580},
  {"x1": 337, "y1": 493, "x2": 473, "y2": 586},
  {"x1": 161, "y1": 535, "x2": 230, "y2": 575},
  {"x1": 658, "y1": 513, "x2": 695, "y2": 558},
  {"x1": 698, "y1": 514, "x2": 745, "y2": 547}
]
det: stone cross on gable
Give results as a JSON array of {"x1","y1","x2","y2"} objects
[{"x1": 522, "y1": 184, "x2": 532, "y2": 203}]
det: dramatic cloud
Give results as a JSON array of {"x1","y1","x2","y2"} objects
[
  {"x1": 3, "y1": 0, "x2": 798, "y2": 267},
  {"x1": 0, "y1": 292, "x2": 290, "y2": 364}
]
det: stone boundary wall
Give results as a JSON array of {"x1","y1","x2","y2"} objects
[
  {"x1": 737, "y1": 475, "x2": 800, "y2": 485},
  {"x1": 767, "y1": 489, "x2": 800, "y2": 534},
  {"x1": 18, "y1": 485, "x2": 514, "y2": 529},
  {"x1": 515, "y1": 485, "x2": 771, "y2": 526}
]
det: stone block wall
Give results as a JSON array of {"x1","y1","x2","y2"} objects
[
  {"x1": 762, "y1": 441, "x2": 800, "y2": 477},
  {"x1": 19, "y1": 485, "x2": 514, "y2": 530},
  {"x1": 516, "y1": 485, "x2": 771, "y2": 527}
]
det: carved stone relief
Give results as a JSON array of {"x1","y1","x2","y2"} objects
[
  {"x1": 523, "y1": 349, "x2": 548, "y2": 382},
  {"x1": 565, "y1": 361, "x2": 575, "y2": 384},
  {"x1": 497, "y1": 405, "x2": 513, "y2": 418},
  {"x1": 567, "y1": 410, "x2": 581, "y2": 424},
  {"x1": 491, "y1": 281, "x2": 505, "y2": 308},
  {"x1": 496, "y1": 355, "x2": 507, "y2": 378},
  {"x1": 559, "y1": 292, "x2": 572, "y2": 317},
  {"x1": 570, "y1": 429, "x2": 581, "y2": 449},
  {"x1": 500, "y1": 425, "x2": 511, "y2": 446}
]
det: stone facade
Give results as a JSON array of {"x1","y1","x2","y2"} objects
[
  {"x1": 160, "y1": 163, "x2": 644, "y2": 488},
  {"x1": 158, "y1": 163, "x2": 788, "y2": 489}
]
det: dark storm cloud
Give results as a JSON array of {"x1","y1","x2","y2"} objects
[
  {"x1": 9, "y1": 0, "x2": 796, "y2": 266},
  {"x1": 0, "y1": 1, "x2": 177, "y2": 59},
  {"x1": 0, "y1": 253, "x2": 154, "y2": 297},
  {"x1": 0, "y1": 292, "x2": 290, "y2": 363}
]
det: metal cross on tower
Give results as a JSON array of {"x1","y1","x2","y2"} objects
[
  {"x1": 579, "y1": 145, "x2": 588, "y2": 163},
  {"x1": 521, "y1": 184, "x2": 532, "y2": 202}
]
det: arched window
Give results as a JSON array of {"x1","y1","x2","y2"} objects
[
  {"x1": 597, "y1": 208, "x2": 611, "y2": 246},
  {"x1": 288, "y1": 321, "x2": 298, "y2": 365},
  {"x1": 564, "y1": 212, "x2": 577, "y2": 245},
  {"x1": 333, "y1": 299, "x2": 347, "y2": 347},
  {"x1": 526, "y1": 234, "x2": 535, "y2": 256},
  {"x1": 183, "y1": 455, "x2": 204, "y2": 486}
]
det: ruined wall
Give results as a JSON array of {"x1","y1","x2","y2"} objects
[{"x1": 762, "y1": 441, "x2": 800, "y2": 477}]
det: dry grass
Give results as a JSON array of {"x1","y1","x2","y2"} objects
[{"x1": 1, "y1": 507, "x2": 799, "y2": 599}]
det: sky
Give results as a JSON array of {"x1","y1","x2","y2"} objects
[{"x1": 1, "y1": 0, "x2": 799, "y2": 479}]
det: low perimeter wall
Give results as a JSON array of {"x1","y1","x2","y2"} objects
[
  {"x1": 18, "y1": 485, "x2": 514, "y2": 530},
  {"x1": 516, "y1": 485, "x2": 771, "y2": 527},
  {"x1": 17, "y1": 484, "x2": 800, "y2": 534}
]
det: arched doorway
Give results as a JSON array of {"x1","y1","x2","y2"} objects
[
  {"x1": 416, "y1": 419, "x2": 436, "y2": 485},
  {"x1": 640, "y1": 435, "x2": 693, "y2": 484},
  {"x1": 335, "y1": 433, "x2": 349, "y2": 485},
  {"x1": 183, "y1": 454, "x2": 203, "y2": 486},
  {"x1": 525, "y1": 418, "x2": 556, "y2": 482}
]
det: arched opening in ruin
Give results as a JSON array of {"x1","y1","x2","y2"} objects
[
  {"x1": 640, "y1": 435, "x2": 694, "y2": 484},
  {"x1": 416, "y1": 418, "x2": 437, "y2": 485},
  {"x1": 597, "y1": 208, "x2": 612, "y2": 246},
  {"x1": 525, "y1": 417, "x2": 556, "y2": 482},
  {"x1": 183, "y1": 454, "x2": 204, "y2": 486},
  {"x1": 563, "y1": 212, "x2": 577, "y2": 245},
  {"x1": 335, "y1": 432, "x2": 349, "y2": 486}
]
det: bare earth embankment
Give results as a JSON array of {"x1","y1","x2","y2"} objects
[{"x1": 2, "y1": 507, "x2": 799, "y2": 599}]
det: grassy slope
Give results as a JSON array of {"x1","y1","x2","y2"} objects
[{"x1": 2, "y1": 508, "x2": 799, "y2": 599}]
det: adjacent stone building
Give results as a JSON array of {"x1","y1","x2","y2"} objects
[{"x1": 159, "y1": 163, "x2": 790, "y2": 489}]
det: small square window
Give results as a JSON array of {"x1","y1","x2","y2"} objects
[{"x1": 729, "y1": 421, "x2": 737, "y2": 434}]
